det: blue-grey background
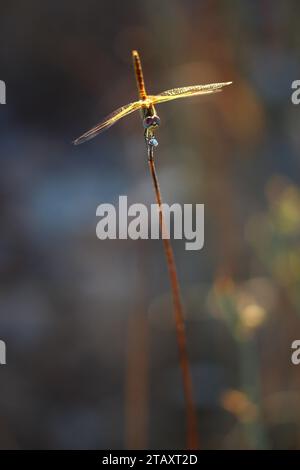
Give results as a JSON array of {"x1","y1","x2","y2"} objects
[{"x1": 0, "y1": 0, "x2": 300, "y2": 449}]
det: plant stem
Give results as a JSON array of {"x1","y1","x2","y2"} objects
[{"x1": 147, "y1": 144, "x2": 199, "y2": 449}]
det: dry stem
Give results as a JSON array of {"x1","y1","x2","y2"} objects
[{"x1": 147, "y1": 144, "x2": 199, "y2": 449}]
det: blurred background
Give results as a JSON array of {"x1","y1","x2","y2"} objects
[{"x1": 0, "y1": 0, "x2": 300, "y2": 449}]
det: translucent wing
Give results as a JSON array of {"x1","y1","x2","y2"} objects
[
  {"x1": 151, "y1": 82, "x2": 232, "y2": 104},
  {"x1": 73, "y1": 101, "x2": 142, "y2": 145}
]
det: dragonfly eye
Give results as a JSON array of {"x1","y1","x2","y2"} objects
[
  {"x1": 148, "y1": 137, "x2": 158, "y2": 147},
  {"x1": 152, "y1": 116, "x2": 161, "y2": 126},
  {"x1": 143, "y1": 116, "x2": 154, "y2": 128}
]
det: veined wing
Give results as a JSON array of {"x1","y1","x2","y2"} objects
[
  {"x1": 150, "y1": 82, "x2": 232, "y2": 104},
  {"x1": 73, "y1": 101, "x2": 142, "y2": 145}
]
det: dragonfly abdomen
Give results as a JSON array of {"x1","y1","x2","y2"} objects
[{"x1": 132, "y1": 50, "x2": 147, "y2": 100}]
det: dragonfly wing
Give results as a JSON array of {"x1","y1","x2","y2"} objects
[
  {"x1": 151, "y1": 82, "x2": 232, "y2": 104},
  {"x1": 73, "y1": 101, "x2": 142, "y2": 145}
]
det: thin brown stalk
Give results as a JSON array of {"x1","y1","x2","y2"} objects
[{"x1": 147, "y1": 144, "x2": 199, "y2": 450}]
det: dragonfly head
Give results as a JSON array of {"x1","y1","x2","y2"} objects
[{"x1": 143, "y1": 115, "x2": 160, "y2": 129}]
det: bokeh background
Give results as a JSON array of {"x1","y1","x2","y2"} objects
[{"x1": 0, "y1": 0, "x2": 300, "y2": 449}]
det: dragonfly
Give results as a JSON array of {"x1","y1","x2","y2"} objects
[{"x1": 73, "y1": 50, "x2": 232, "y2": 147}]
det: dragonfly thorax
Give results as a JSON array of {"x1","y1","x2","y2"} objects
[
  {"x1": 142, "y1": 106, "x2": 160, "y2": 147},
  {"x1": 141, "y1": 103, "x2": 160, "y2": 130}
]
